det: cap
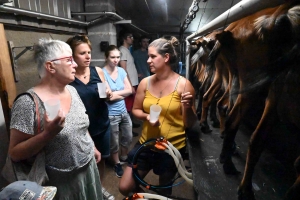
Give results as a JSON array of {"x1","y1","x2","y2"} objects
[{"x1": 0, "y1": 181, "x2": 57, "y2": 200}]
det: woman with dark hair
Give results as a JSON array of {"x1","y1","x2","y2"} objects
[
  {"x1": 119, "y1": 36, "x2": 197, "y2": 196},
  {"x1": 102, "y1": 45, "x2": 133, "y2": 179},
  {"x1": 66, "y1": 35, "x2": 114, "y2": 200}
]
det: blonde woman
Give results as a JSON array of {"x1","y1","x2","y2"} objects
[{"x1": 119, "y1": 37, "x2": 197, "y2": 196}]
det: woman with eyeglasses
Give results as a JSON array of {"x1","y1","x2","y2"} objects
[
  {"x1": 66, "y1": 35, "x2": 114, "y2": 200},
  {"x1": 8, "y1": 38, "x2": 103, "y2": 199}
]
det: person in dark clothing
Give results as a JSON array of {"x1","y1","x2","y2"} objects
[
  {"x1": 66, "y1": 35, "x2": 115, "y2": 200},
  {"x1": 132, "y1": 35, "x2": 151, "y2": 83}
]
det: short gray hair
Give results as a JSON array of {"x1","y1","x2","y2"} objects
[{"x1": 33, "y1": 38, "x2": 72, "y2": 78}]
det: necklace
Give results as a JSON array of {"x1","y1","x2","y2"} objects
[
  {"x1": 158, "y1": 78, "x2": 172, "y2": 98},
  {"x1": 159, "y1": 86, "x2": 168, "y2": 97}
]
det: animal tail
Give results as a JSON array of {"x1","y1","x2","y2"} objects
[{"x1": 206, "y1": 41, "x2": 221, "y2": 73}]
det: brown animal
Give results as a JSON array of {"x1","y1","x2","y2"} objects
[
  {"x1": 188, "y1": 36, "x2": 221, "y2": 132},
  {"x1": 207, "y1": 1, "x2": 300, "y2": 199},
  {"x1": 189, "y1": 31, "x2": 230, "y2": 133},
  {"x1": 238, "y1": 46, "x2": 300, "y2": 199}
]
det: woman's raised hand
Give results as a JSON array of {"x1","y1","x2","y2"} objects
[
  {"x1": 181, "y1": 92, "x2": 193, "y2": 108},
  {"x1": 43, "y1": 109, "x2": 66, "y2": 139}
]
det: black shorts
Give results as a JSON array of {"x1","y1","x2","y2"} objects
[
  {"x1": 127, "y1": 141, "x2": 187, "y2": 175},
  {"x1": 91, "y1": 128, "x2": 111, "y2": 158}
]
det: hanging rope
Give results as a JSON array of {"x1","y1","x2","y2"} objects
[
  {"x1": 222, "y1": 0, "x2": 235, "y2": 31},
  {"x1": 202, "y1": 0, "x2": 223, "y2": 26},
  {"x1": 196, "y1": 0, "x2": 209, "y2": 30}
]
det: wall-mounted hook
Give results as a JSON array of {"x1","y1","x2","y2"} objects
[{"x1": 7, "y1": 41, "x2": 33, "y2": 82}]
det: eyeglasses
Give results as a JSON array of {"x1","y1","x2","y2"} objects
[
  {"x1": 50, "y1": 56, "x2": 74, "y2": 64},
  {"x1": 127, "y1": 36, "x2": 134, "y2": 39}
]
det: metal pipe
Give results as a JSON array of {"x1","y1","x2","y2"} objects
[
  {"x1": 0, "y1": 5, "x2": 149, "y2": 34},
  {"x1": 72, "y1": 11, "x2": 149, "y2": 34},
  {"x1": 185, "y1": 0, "x2": 286, "y2": 77},
  {"x1": 128, "y1": 24, "x2": 149, "y2": 34},
  {"x1": 185, "y1": 40, "x2": 190, "y2": 79},
  {"x1": 186, "y1": 0, "x2": 286, "y2": 41},
  {"x1": 72, "y1": 11, "x2": 123, "y2": 20},
  {"x1": 0, "y1": 5, "x2": 88, "y2": 26}
]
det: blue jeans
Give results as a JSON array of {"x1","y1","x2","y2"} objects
[{"x1": 109, "y1": 112, "x2": 132, "y2": 153}]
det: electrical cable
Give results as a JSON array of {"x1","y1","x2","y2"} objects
[
  {"x1": 202, "y1": 0, "x2": 223, "y2": 26},
  {"x1": 222, "y1": 0, "x2": 235, "y2": 31},
  {"x1": 196, "y1": 0, "x2": 208, "y2": 30}
]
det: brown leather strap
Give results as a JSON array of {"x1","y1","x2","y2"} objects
[{"x1": 31, "y1": 94, "x2": 40, "y2": 134}]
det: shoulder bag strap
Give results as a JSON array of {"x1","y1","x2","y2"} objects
[
  {"x1": 14, "y1": 92, "x2": 42, "y2": 134},
  {"x1": 31, "y1": 93, "x2": 41, "y2": 134}
]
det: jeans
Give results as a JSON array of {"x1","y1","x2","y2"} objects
[{"x1": 109, "y1": 112, "x2": 132, "y2": 153}]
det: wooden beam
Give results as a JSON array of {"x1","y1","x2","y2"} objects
[{"x1": 0, "y1": 23, "x2": 17, "y2": 132}]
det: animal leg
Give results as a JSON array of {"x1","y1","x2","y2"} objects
[
  {"x1": 238, "y1": 85, "x2": 278, "y2": 200},
  {"x1": 220, "y1": 94, "x2": 251, "y2": 175},
  {"x1": 200, "y1": 70, "x2": 222, "y2": 133},
  {"x1": 210, "y1": 95, "x2": 220, "y2": 128},
  {"x1": 196, "y1": 85, "x2": 203, "y2": 120},
  {"x1": 217, "y1": 86, "x2": 229, "y2": 135},
  {"x1": 285, "y1": 156, "x2": 300, "y2": 200}
]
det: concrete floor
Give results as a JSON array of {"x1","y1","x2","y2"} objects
[
  {"x1": 188, "y1": 119, "x2": 299, "y2": 200},
  {"x1": 101, "y1": 113, "x2": 299, "y2": 200}
]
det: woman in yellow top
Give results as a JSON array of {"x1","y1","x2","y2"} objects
[{"x1": 119, "y1": 36, "x2": 197, "y2": 196}]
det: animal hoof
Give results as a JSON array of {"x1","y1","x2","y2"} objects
[
  {"x1": 237, "y1": 187, "x2": 255, "y2": 200},
  {"x1": 196, "y1": 112, "x2": 201, "y2": 120},
  {"x1": 219, "y1": 131, "x2": 225, "y2": 139},
  {"x1": 223, "y1": 160, "x2": 241, "y2": 175},
  {"x1": 200, "y1": 122, "x2": 212, "y2": 133},
  {"x1": 211, "y1": 119, "x2": 220, "y2": 128}
]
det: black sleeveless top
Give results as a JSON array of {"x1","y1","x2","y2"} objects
[{"x1": 69, "y1": 66, "x2": 110, "y2": 136}]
